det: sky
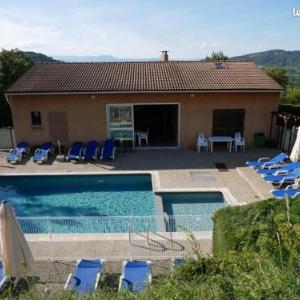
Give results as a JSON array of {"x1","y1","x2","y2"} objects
[{"x1": 0, "y1": 0, "x2": 299, "y2": 59}]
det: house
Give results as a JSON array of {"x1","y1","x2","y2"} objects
[{"x1": 5, "y1": 52, "x2": 283, "y2": 148}]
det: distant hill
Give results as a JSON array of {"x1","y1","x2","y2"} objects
[
  {"x1": 231, "y1": 50, "x2": 300, "y2": 67},
  {"x1": 23, "y1": 51, "x2": 58, "y2": 63},
  {"x1": 53, "y1": 55, "x2": 158, "y2": 62},
  {"x1": 22, "y1": 49, "x2": 300, "y2": 68},
  {"x1": 53, "y1": 55, "x2": 119, "y2": 62}
]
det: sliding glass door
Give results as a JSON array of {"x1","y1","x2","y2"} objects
[{"x1": 107, "y1": 104, "x2": 134, "y2": 146}]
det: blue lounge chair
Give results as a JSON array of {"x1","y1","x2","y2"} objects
[
  {"x1": 32, "y1": 142, "x2": 54, "y2": 164},
  {"x1": 246, "y1": 153, "x2": 288, "y2": 169},
  {"x1": 0, "y1": 261, "x2": 10, "y2": 293},
  {"x1": 100, "y1": 139, "x2": 116, "y2": 160},
  {"x1": 119, "y1": 260, "x2": 152, "y2": 293},
  {"x1": 272, "y1": 188, "x2": 300, "y2": 199},
  {"x1": 66, "y1": 142, "x2": 85, "y2": 162},
  {"x1": 257, "y1": 162, "x2": 300, "y2": 177},
  {"x1": 263, "y1": 168, "x2": 300, "y2": 187},
  {"x1": 65, "y1": 259, "x2": 104, "y2": 294},
  {"x1": 83, "y1": 141, "x2": 99, "y2": 161},
  {"x1": 172, "y1": 257, "x2": 185, "y2": 266},
  {"x1": 5, "y1": 142, "x2": 30, "y2": 164}
]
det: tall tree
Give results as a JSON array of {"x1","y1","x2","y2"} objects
[
  {"x1": 0, "y1": 49, "x2": 33, "y2": 127},
  {"x1": 205, "y1": 51, "x2": 228, "y2": 62},
  {"x1": 264, "y1": 67, "x2": 288, "y2": 89}
]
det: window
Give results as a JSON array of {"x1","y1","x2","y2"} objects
[
  {"x1": 107, "y1": 104, "x2": 134, "y2": 145},
  {"x1": 31, "y1": 111, "x2": 42, "y2": 126},
  {"x1": 214, "y1": 62, "x2": 225, "y2": 69},
  {"x1": 213, "y1": 109, "x2": 245, "y2": 136}
]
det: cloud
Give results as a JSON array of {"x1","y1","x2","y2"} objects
[{"x1": 0, "y1": 19, "x2": 62, "y2": 52}]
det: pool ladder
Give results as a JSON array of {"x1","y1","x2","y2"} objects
[{"x1": 128, "y1": 214, "x2": 170, "y2": 246}]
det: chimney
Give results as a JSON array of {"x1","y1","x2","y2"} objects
[{"x1": 160, "y1": 50, "x2": 169, "y2": 62}]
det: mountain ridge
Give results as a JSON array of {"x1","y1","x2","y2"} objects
[{"x1": 23, "y1": 49, "x2": 300, "y2": 67}]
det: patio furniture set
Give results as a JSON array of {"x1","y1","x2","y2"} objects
[
  {"x1": 196, "y1": 132, "x2": 245, "y2": 152},
  {"x1": 246, "y1": 152, "x2": 300, "y2": 199}
]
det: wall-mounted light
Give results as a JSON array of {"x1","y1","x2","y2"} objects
[
  {"x1": 190, "y1": 94, "x2": 195, "y2": 98},
  {"x1": 90, "y1": 95, "x2": 96, "y2": 100}
]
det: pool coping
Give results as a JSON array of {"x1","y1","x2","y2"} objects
[{"x1": 25, "y1": 231, "x2": 212, "y2": 242}]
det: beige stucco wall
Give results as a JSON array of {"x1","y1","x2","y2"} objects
[{"x1": 9, "y1": 92, "x2": 280, "y2": 147}]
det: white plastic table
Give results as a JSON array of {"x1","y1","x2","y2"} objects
[{"x1": 208, "y1": 136, "x2": 234, "y2": 152}]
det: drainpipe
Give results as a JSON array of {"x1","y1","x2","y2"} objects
[{"x1": 4, "y1": 94, "x2": 15, "y2": 147}]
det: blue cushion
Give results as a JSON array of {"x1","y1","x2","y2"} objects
[
  {"x1": 85, "y1": 141, "x2": 98, "y2": 160},
  {"x1": 69, "y1": 259, "x2": 103, "y2": 294},
  {"x1": 121, "y1": 261, "x2": 150, "y2": 292},
  {"x1": 102, "y1": 139, "x2": 115, "y2": 159},
  {"x1": 272, "y1": 189, "x2": 300, "y2": 199}
]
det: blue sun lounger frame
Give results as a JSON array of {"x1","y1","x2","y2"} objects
[
  {"x1": 83, "y1": 141, "x2": 99, "y2": 161},
  {"x1": 5, "y1": 142, "x2": 29, "y2": 164},
  {"x1": 66, "y1": 142, "x2": 85, "y2": 162},
  {"x1": 246, "y1": 152, "x2": 288, "y2": 169},
  {"x1": 119, "y1": 260, "x2": 152, "y2": 293},
  {"x1": 65, "y1": 259, "x2": 105, "y2": 294},
  {"x1": 257, "y1": 162, "x2": 300, "y2": 177},
  {"x1": 0, "y1": 261, "x2": 10, "y2": 294},
  {"x1": 32, "y1": 142, "x2": 54, "y2": 163},
  {"x1": 272, "y1": 187, "x2": 300, "y2": 199},
  {"x1": 100, "y1": 139, "x2": 116, "y2": 160},
  {"x1": 264, "y1": 168, "x2": 300, "y2": 187}
]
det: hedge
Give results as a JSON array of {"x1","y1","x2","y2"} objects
[{"x1": 212, "y1": 197, "x2": 300, "y2": 257}]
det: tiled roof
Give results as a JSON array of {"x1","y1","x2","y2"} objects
[{"x1": 6, "y1": 61, "x2": 283, "y2": 94}]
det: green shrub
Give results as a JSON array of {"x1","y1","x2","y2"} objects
[
  {"x1": 213, "y1": 197, "x2": 300, "y2": 256},
  {"x1": 281, "y1": 88, "x2": 300, "y2": 104}
]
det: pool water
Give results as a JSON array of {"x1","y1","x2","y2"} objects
[
  {"x1": 161, "y1": 192, "x2": 227, "y2": 231},
  {"x1": 0, "y1": 175, "x2": 227, "y2": 233},
  {"x1": 0, "y1": 175, "x2": 156, "y2": 233}
]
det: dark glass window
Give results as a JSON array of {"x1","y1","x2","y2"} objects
[
  {"x1": 212, "y1": 109, "x2": 245, "y2": 136},
  {"x1": 31, "y1": 111, "x2": 42, "y2": 126}
]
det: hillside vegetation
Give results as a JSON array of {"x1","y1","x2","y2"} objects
[
  {"x1": 22, "y1": 51, "x2": 58, "y2": 62},
  {"x1": 231, "y1": 49, "x2": 300, "y2": 68},
  {"x1": 13, "y1": 198, "x2": 300, "y2": 300}
]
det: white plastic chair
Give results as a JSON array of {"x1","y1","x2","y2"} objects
[
  {"x1": 234, "y1": 132, "x2": 245, "y2": 152},
  {"x1": 196, "y1": 133, "x2": 208, "y2": 152},
  {"x1": 138, "y1": 129, "x2": 149, "y2": 146}
]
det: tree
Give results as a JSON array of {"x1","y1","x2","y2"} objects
[
  {"x1": 281, "y1": 88, "x2": 300, "y2": 104},
  {"x1": 0, "y1": 49, "x2": 33, "y2": 127},
  {"x1": 264, "y1": 67, "x2": 288, "y2": 89},
  {"x1": 205, "y1": 51, "x2": 228, "y2": 62}
]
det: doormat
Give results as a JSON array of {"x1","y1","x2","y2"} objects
[{"x1": 215, "y1": 162, "x2": 228, "y2": 172}]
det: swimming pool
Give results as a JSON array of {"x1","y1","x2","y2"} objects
[
  {"x1": 0, "y1": 174, "x2": 156, "y2": 233},
  {"x1": 160, "y1": 192, "x2": 227, "y2": 231},
  {"x1": 0, "y1": 175, "x2": 228, "y2": 233}
]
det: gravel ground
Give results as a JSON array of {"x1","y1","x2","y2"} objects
[{"x1": 26, "y1": 259, "x2": 172, "y2": 296}]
